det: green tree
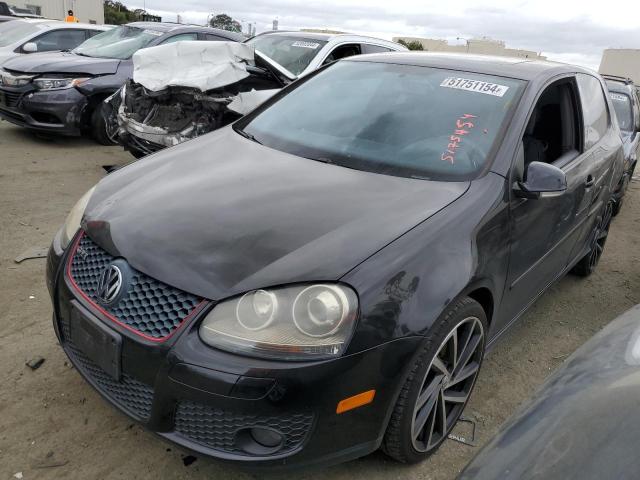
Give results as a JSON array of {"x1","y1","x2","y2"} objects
[
  {"x1": 209, "y1": 13, "x2": 242, "y2": 33},
  {"x1": 104, "y1": 1, "x2": 159, "y2": 25},
  {"x1": 398, "y1": 39, "x2": 424, "y2": 51}
]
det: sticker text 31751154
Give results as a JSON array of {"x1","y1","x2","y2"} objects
[{"x1": 440, "y1": 77, "x2": 509, "y2": 97}]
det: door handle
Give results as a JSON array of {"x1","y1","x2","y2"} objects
[{"x1": 585, "y1": 175, "x2": 595, "y2": 188}]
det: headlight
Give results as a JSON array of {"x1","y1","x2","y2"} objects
[
  {"x1": 60, "y1": 186, "x2": 96, "y2": 249},
  {"x1": 34, "y1": 77, "x2": 90, "y2": 90},
  {"x1": 199, "y1": 284, "x2": 358, "y2": 360}
]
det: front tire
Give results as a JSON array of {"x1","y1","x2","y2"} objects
[
  {"x1": 383, "y1": 297, "x2": 486, "y2": 463},
  {"x1": 91, "y1": 101, "x2": 119, "y2": 146}
]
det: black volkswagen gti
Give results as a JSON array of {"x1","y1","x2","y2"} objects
[
  {"x1": 603, "y1": 75, "x2": 640, "y2": 215},
  {"x1": 0, "y1": 22, "x2": 242, "y2": 145},
  {"x1": 46, "y1": 53, "x2": 623, "y2": 468}
]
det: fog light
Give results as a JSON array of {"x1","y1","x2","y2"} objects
[
  {"x1": 250, "y1": 427, "x2": 283, "y2": 448},
  {"x1": 235, "y1": 427, "x2": 285, "y2": 455}
]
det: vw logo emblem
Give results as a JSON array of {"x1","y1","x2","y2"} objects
[{"x1": 96, "y1": 264, "x2": 123, "y2": 305}]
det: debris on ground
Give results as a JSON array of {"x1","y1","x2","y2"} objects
[
  {"x1": 102, "y1": 165, "x2": 119, "y2": 173},
  {"x1": 13, "y1": 473, "x2": 23, "y2": 479},
  {"x1": 448, "y1": 415, "x2": 477, "y2": 447},
  {"x1": 33, "y1": 460, "x2": 69, "y2": 469},
  {"x1": 14, "y1": 246, "x2": 49, "y2": 263},
  {"x1": 26, "y1": 357, "x2": 45, "y2": 370},
  {"x1": 182, "y1": 455, "x2": 197, "y2": 467}
]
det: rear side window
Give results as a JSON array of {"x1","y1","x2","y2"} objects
[
  {"x1": 361, "y1": 44, "x2": 394, "y2": 54},
  {"x1": 577, "y1": 74, "x2": 609, "y2": 149},
  {"x1": 205, "y1": 34, "x2": 228, "y2": 41},
  {"x1": 160, "y1": 33, "x2": 198, "y2": 45},
  {"x1": 87, "y1": 29, "x2": 103, "y2": 39}
]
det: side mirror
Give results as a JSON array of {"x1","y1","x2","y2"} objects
[
  {"x1": 22, "y1": 42, "x2": 38, "y2": 53},
  {"x1": 514, "y1": 161, "x2": 567, "y2": 199}
]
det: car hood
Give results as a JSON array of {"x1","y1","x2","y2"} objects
[
  {"x1": 2, "y1": 51, "x2": 120, "y2": 75},
  {"x1": 0, "y1": 51, "x2": 17, "y2": 65},
  {"x1": 459, "y1": 304, "x2": 640, "y2": 480},
  {"x1": 83, "y1": 128, "x2": 469, "y2": 300}
]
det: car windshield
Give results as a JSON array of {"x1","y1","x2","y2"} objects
[
  {"x1": 73, "y1": 25, "x2": 161, "y2": 59},
  {"x1": 0, "y1": 20, "x2": 42, "y2": 47},
  {"x1": 245, "y1": 35, "x2": 328, "y2": 76},
  {"x1": 239, "y1": 61, "x2": 526, "y2": 180},
  {"x1": 609, "y1": 92, "x2": 633, "y2": 132}
]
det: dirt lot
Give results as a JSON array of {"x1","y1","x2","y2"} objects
[{"x1": 1, "y1": 119, "x2": 639, "y2": 480}]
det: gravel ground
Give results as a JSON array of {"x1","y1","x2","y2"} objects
[{"x1": 1, "y1": 120, "x2": 639, "y2": 480}]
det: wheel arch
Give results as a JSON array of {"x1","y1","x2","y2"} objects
[
  {"x1": 466, "y1": 286, "x2": 495, "y2": 329},
  {"x1": 79, "y1": 90, "x2": 117, "y2": 130}
]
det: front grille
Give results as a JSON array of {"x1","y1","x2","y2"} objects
[
  {"x1": 61, "y1": 317, "x2": 155, "y2": 420},
  {"x1": 69, "y1": 234, "x2": 203, "y2": 339},
  {"x1": 174, "y1": 401, "x2": 314, "y2": 455}
]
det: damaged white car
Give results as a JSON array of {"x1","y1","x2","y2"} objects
[{"x1": 108, "y1": 31, "x2": 407, "y2": 158}]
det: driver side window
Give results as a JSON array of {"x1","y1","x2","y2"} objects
[
  {"x1": 322, "y1": 43, "x2": 362, "y2": 65},
  {"x1": 523, "y1": 80, "x2": 580, "y2": 168},
  {"x1": 29, "y1": 29, "x2": 87, "y2": 52}
]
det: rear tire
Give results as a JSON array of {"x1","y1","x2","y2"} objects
[
  {"x1": 91, "y1": 101, "x2": 119, "y2": 146},
  {"x1": 572, "y1": 200, "x2": 614, "y2": 277},
  {"x1": 612, "y1": 196, "x2": 623, "y2": 217},
  {"x1": 382, "y1": 297, "x2": 487, "y2": 463}
]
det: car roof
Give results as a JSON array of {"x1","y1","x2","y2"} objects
[
  {"x1": 125, "y1": 21, "x2": 243, "y2": 40},
  {"x1": 256, "y1": 30, "x2": 402, "y2": 45},
  {"x1": 345, "y1": 51, "x2": 594, "y2": 81},
  {"x1": 9, "y1": 18, "x2": 107, "y2": 29}
]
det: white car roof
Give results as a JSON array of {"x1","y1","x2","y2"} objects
[
  {"x1": 17, "y1": 19, "x2": 108, "y2": 30},
  {"x1": 259, "y1": 31, "x2": 406, "y2": 49}
]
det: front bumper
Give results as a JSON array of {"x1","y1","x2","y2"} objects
[
  {"x1": 0, "y1": 85, "x2": 86, "y2": 136},
  {"x1": 47, "y1": 232, "x2": 420, "y2": 469}
]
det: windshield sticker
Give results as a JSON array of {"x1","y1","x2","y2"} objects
[
  {"x1": 292, "y1": 41, "x2": 320, "y2": 49},
  {"x1": 442, "y1": 114, "x2": 477, "y2": 165},
  {"x1": 610, "y1": 93, "x2": 628, "y2": 102},
  {"x1": 143, "y1": 29, "x2": 163, "y2": 36},
  {"x1": 440, "y1": 77, "x2": 509, "y2": 97}
]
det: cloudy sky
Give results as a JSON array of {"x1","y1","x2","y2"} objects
[{"x1": 133, "y1": 0, "x2": 640, "y2": 69}]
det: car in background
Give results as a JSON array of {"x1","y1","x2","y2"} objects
[
  {"x1": 47, "y1": 53, "x2": 622, "y2": 469},
  {"x1": 0, "y1": 19, "x2": 109, "y2": 64},
  {"x1": 0, "y1": 2, "x2": 42, "y2": 18},
  {"x1": 604, "y1": 75, "x2": 639, "y2": 215},
  {"x1": 0, "y1": 22, "x2": 243, "y2": 144},
  {"x1": 0, "y1": 14, "x2": 17, "y2": 23},
  {"x1": 459, "y1": 304, "x2": 640, "y2": 480},
  {"x1": 112, "y1": 31, "x2": 407, "y2": 158}
]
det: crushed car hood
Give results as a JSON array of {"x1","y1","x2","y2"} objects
[
  {"x1": 2, "y1": 51, "x2": 120, "y2": 75},
  {"x1": 132, "y1": 41, "x2": 255, "y2": 92},
  {"x1": 83, "y1": 127, "x2": 469, "y2": 300}
]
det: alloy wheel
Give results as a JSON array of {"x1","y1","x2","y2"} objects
[
  {"x1": 410, "y1": 316, "x2": 484, "y2": 452},
  {"x1": 588, "y1": 201, "x2": 613, "y2": 270}
]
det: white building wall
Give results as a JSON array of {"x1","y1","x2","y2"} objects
[
  {"x1": 392, "y1": 36, "x2": 545, "y2": 60},
  {"x1": 10, "y1": 0, "x2": 104, "y2": 24},
  {"x1": 599, "y1": 49, "x2": 640, "y2": 85}
]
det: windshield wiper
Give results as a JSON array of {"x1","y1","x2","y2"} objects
[{"x1": 236, "y1": 128, "x2": 262, "y2": 144}]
